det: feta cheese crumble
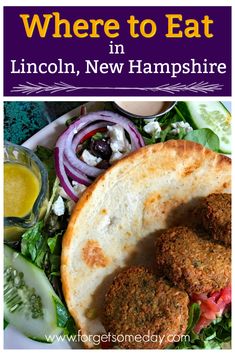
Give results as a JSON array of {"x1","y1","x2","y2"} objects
[
  {"x1": 109, "y1": 151, "x2": 123, "y2": 164},
  {"x1": 52, "y1": 196, "x2": 65, "y2": 216},
  {"x1": 107, "y1": 125, "x2": 131, "y2": 164},
  {"x1": 59, "y1": 181, "x2": 87, "y2": 200},
  {"x1": 144, "y1": 120, "x2": 162, "y2": 139},
  {"x1": 72, "y1": 180, "x2": 86, "y2": 197},
  {"x1": 107, "y1": 125, "x2": 131, "y2": 153},
  {"x1": 171, "y1": 121, "x2": 193, "y2": 135},
  {"x1": 81, "y1": 149, "x2": 102, "y2": 167},
  {"x1": 58, "y1": 181, "x2": 86, "y2": 214}
]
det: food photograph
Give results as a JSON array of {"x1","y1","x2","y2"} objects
[{"x1": 4, "y1": 101, "x2": 231, "y2": 349}]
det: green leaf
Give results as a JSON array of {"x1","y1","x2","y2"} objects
[
  {"x1": 53, "y1": 297, "x2": 70, "y2": 328},
  {"x1": 34, "y1": 241, "x2": 49, "y2": 269},
  {"x1": 21, "y1": 221, "x2": 50, "y2": 270},
  {"x1": 35, "y1": 146, "x2": 56, "y2": 192},
  {"x1": 187, "y1": 303, "x2": 201, "y2": 334},
  {"x1": 177, "y1": 127, "x2": 187, "y2": 139},
  {"x1": 92, "y1": 132, "x2": 105, "y2": 140},
  {"x1": 184, "y1": 128, "x2": 220, "y2": 152},
  {"x1": 4, "y1": 319, "x2": 8, "y2": 329},
  {"x1": 47, "y1": 232, "x2": 63, "y2": 275},
  {"x1": 143, "y1": 136, "x2": 155, "y2": 145},
  {"x1": 53, "y1": 297, "x2": 77, "y2": 335},
  {"x1": 47, "y1": 237, "x2": 57, "y2": 254},
  {"x1": 174, "y1": 105, "x2": 187, "y2": 122},
  {"x1": 47, "y1": 233, "x2": 61, "y2": 254},
  {"x1": 63, "y1": 317, "x2": 77, "y2": 337},
  {"x1": 160, "y1": 125, "x2": 172, "y2": 142},
  {"x1": 160, "y1": 112, "x2": 188, "y2": 142},
  {"x1": 21, "y1": 222, "x2": 45, "y2": 263}
]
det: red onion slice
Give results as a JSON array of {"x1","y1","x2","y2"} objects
[
  {"x1": 64, "y1": 158, "x2": 91, "y2": 186},
  {"x1": 63, "y1": 112, "x2": 144, "y2": 178},
  {"x1": 54, "y1": 110, "x2": 145, "y2": 201},
  {"x1": 65, "y1": 121, "x2": 111, "y2": 178}
]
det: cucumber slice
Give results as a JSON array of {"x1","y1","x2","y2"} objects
[
  {"x1": 177, "y1": 102, "x2": 231, "y2": 154},
  {"x1": 4, "y1": 245, "x2": 63, "y2": 342}
]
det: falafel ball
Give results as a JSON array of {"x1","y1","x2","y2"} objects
[
  {"x1": 200, "y1": 193, "x2": 231, "y2": 247},
  {"x1": 156, "y1": 226, "x2": 231, "y2": 296},
  {"x1": 103, "y1": 266, "x2": 189, "y2": 349}
]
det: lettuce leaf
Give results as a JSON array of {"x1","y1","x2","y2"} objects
[{"x1": 175, "y1": 306, "x2": 231, "y2": 349}]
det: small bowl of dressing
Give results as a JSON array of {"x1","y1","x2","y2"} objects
[
  {"x1": 113, "y1": 101, "x2": 177, "y2": 119},
  {"x1": 4, "y1": 142, "x2": 48, "y2": 242}
]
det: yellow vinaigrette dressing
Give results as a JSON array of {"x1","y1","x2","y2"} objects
[{"x1": 4, "y1": 163, "x2": 40, "y2": 218}]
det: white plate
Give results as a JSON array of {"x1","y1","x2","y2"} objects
[
  {"x1": 4, "y1": 101, "x2": 108, "y2": 350},
  {"x1": 23, "y1": 102, "x2": 108, "y2": 150},
  {"x1": 4, "y1": 101, "x2": 231, "y2": 349}
]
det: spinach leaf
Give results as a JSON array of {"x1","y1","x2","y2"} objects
[
  {"x1": 35, "y1": 146, "x2": 56, "y2": 192},
  {"x1": 47, "y1": 231, "x2": 63, "y2": 276},
  {"x1": 184, "y1": 128, "x2": 220, "y2": 152},
  {"x1": 21, "y1": 221, "x2": 47, "y2": 268},
  {"x1": 53, "y1": 297, "x2": 77, "y2": 336},
  {"x1": 21, "y1": 222, "x2": 64, "y2": 303},
  {"x1": 53, "y1": 297, "x2": 70, "y2": 328},
  {"x1": 47, "y1": 233, "x2": 61, "y2": 254},
  {"x1": 21, "y1": 221, "x2": 64, "y2": 276}
]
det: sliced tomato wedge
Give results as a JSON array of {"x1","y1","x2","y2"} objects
[
  {"x1": 204, "y1": 298, "x2": 219, "y2": 312},
  {"x1": 194, "y1": 316, "x2": 212, "y2": 334},
  {"x1": 191, "y1": 285, "x2": 231, "y2": 333},
  {"x1": 200, "y1": 307, "x2": 216, "y2": 320},
  {"x1": 219, "y1": 286, "x2": 231, "y2": 304},
  {"x1": 80, "y1": 128, "x2": 107, "y2": 143}
]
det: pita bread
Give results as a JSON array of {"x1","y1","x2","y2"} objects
[{"x1": 61, "y1": 140, "x2": 231, "y2": 348}]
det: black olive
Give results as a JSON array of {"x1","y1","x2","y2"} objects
[
  {"x1": 89, "y1": 139, "x2": 112, "y2": 160},
  {"x1": 96, "y1": 160, "x2": 110, "y2": 169}
]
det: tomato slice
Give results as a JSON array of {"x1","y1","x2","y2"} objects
[
  {"x1": 191, "y1": 285, "x2": 231, "y2": 333},
  {"x1": 80, "y1": 128, "x2": 107, "y2": 143},
  {"x1": 219, "y1": 286, "x2": 231, "y2": 304},
  {"x1": 204, "y1": 298, "x2": 219, "y2": 312},
  {"x1": 194, "y1": 316, "x2": 212, "y2": 334},
  {"x1": 200, "y1": 300, "x2": 217, "y2": 320}
]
